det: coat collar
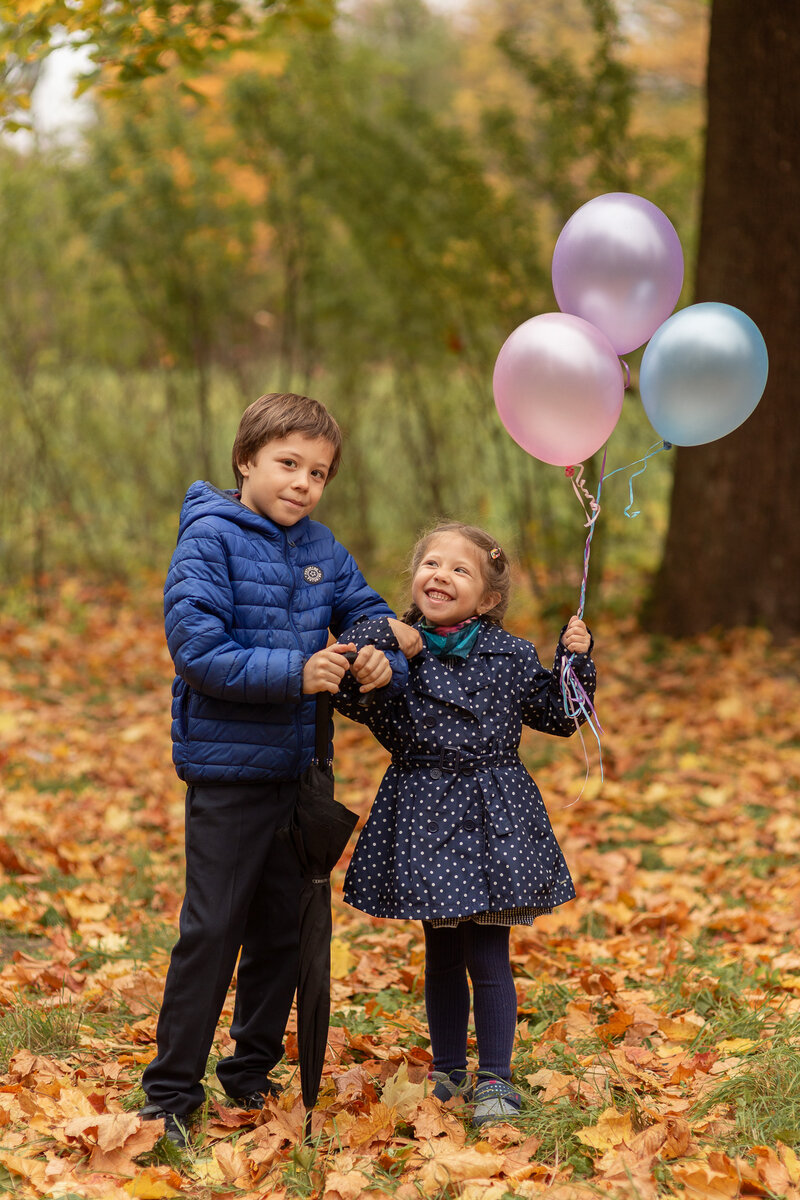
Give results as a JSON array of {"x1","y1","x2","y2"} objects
[{"x1": 410, "y1": 621, "x2": 514, "y2": 718}]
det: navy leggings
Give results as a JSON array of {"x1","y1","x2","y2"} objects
[{"x1": 422, "y1": 921, "x2": 517, "y2": 1082}]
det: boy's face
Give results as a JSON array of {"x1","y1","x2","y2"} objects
[{"x1": 238, "y1": 434, "x2": 335, "y2": 526}]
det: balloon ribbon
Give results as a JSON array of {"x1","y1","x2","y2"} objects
[
  {"x1": 602, "y1": 440, "x2": 672, "y2": 518},
  {"x1": 561, "y1": 449, "x2": 606, "y2": 805},
  {"x1": 559, "y1": 439, "x2": 674, "y2": 804}
]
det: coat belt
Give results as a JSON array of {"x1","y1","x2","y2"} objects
[{"x1": 392, "y1": 748, "x2": 518, "y2": 775}]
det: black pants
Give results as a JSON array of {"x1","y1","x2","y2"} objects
[{"x1": 142, "y1": 780, "x2": 302, "y2": 1115}]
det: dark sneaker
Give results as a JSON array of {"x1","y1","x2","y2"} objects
[
  {"x1": 231, "y1": 1079, "x2": 283, "y2": 1109},
  {"x1": 471, "y1": 1078, "x2": 521, "y2": 1127},
  {"x1": 139, "y1": 1102, "x2": 190, "y2": 1149}
]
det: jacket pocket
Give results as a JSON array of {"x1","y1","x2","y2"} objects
[{"x1": 177, "y1": 682, "x2": 192, "y2": 742}]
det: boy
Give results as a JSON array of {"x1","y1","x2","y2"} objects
[{"x1": 140, "y1": 392, "x2": 406, "y2": 1148}]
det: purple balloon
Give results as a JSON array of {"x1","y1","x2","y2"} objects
[
  {"x1": 493, "y1": 313, "x2": 624, "y2": 467},
  {"x1": 552, "y1": 193, "x2": 684, "y2": 355}
]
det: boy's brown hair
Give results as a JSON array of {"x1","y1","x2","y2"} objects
[
  {"x1": 402, "y1": 521, "x2": 512, "y2": 627},
  {"x1": 231, "y1": 392, "x2": 343, "y2": 488}
]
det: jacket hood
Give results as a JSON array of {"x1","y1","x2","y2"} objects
[{"x1": 177, "y1": 480, "x2": 311, "y2": 542}]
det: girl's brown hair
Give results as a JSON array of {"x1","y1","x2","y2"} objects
[
  {"x1": 402, "y1": 521, "x2": 512, "y2": 627},
  {"x1": 231, "y1": 392, "x2": 342, "y2": 488}
]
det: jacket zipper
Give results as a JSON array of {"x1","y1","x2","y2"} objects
[{"x1": 283, "y1": 531, "x2": 305, "y2": 775}]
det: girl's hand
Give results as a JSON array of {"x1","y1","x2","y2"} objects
[
  {"x1": 350, "y1": 645, "x2": 392, "y2": 692},
  {"x1": 302, "y1": 644, "x2": 356, "y2": 694},
  {"x1": 388, "y1": 618, "x2": 423, "y2": 659},
  {"x1": 561, "y1": 616, "x2": 591, "y2": 655}
]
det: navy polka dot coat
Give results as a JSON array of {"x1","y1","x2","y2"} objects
[{"x1": 335, "y1": 619, "x2": 596, "y2": 922}]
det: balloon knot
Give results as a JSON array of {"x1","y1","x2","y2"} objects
[
  {"x1": 662, "y1": 441, "x2": 673, "y2": 450},
  {"x1": 565, "y1": 465, "x2": 576, "y2": 477}
]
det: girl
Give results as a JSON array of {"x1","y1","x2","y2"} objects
[{"x1": 335, "y1": 522, "x2": 595, "y2": 1126}]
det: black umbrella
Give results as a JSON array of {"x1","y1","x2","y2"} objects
[{"x1": 284, "y1": 670, "x2": 360, "y2": 1138}]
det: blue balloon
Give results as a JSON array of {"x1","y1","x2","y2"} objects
[{"x1": 639, "y1": 302, "x2": 768, "y2": 446}]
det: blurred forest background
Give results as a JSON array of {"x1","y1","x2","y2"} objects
[{"x1": 1, "y1": 0, "x2": 795, "y2": 632}]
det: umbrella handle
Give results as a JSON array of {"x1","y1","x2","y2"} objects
[{"x1": 342, "y1": 650, "x2": 372, "y2": 708}]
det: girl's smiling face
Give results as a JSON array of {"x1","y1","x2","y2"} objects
[{"x1": 412, "y1": 533, "x2": 500, "y2": 627}]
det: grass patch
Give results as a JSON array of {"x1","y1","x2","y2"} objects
[
  {"x1": 694, "y1": 1016, "x2": 800, "y2": 1150},
  {"x1": 514, "y1": 1093, "x2": 603, "y2": 1179},
  {"x1": 125, "y1": 920, "x2": 180, "y2": 969},
  {"x1": 0, "y1": 993, "x2": 84, "y2": 1071},
  {"x1": 652, "y1": 941, "x2": 782, "y2": 1019},
  {"x1": 516, "y1": 980, "x2": 573, "y2": 1035}
]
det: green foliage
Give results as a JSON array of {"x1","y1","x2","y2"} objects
[
  {"x1": 493, "y1": 0, "x2": 634, "y2": 221},
  {"x1": 0, "y1": 0, "x2": 703, "y2": 599},
  {"x1": 0, "y1": 0, "x2": 336, "y2": 128}
]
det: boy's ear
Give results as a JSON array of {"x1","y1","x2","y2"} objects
[
  {"x1": 238, "y1": 459, "x2": 251, "y2": 478},
  {"x1": 478, "y1": 591, "x2": 502, "y2": 615}
]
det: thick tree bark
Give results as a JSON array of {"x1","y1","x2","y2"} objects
[{"x1": 645, "y1": 2, "x2": 800, "y2": 637}]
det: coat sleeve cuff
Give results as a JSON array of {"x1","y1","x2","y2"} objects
[{"x1": 340, "y1": 615, "x2": 399, "y2": 652}]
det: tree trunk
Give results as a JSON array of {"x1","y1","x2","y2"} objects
[{"x1": 645, "y1": 2, "x2": 800, "y2": 637}]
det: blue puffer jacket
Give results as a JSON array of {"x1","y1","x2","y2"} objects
[{"x1": 164, "y1": 481, "x2": 406, "y2": 783}]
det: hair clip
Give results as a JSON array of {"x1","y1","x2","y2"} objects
[{"x1": 489, "y1": 546, "x2": 502, "y2": 560}]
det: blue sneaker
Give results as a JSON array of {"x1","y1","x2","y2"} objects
[
  {"x1": 471, "y1": 1078, "x2": 521, "y2": 1127},
  {"x1": 428, "y1": 1070, "x2": 472, "y2": 1103}
]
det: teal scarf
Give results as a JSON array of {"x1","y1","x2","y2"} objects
[{"x1": 421, "y1": 617, "x2": 482, "y2": 661}]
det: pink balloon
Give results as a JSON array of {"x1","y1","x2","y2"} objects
[
  {"x1": 552, "y1": 192, "x2": 684, "y2": 355},
  {"x1": 493, "y1": 313, "x2": 624, "y2": 467}
]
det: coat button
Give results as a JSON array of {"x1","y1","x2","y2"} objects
[
  {"x1": 430, "y1": 767, "x2": 442, "y2": 779},
  {"x1": 424, "y1": 716, "x2": 437, "y2": 728},
  {"x1": 462, "y1": 819, "x2": 475, "y2": 831},
  {"x1": 427, "y1": 820, "x2": 439, "y2": 832}
]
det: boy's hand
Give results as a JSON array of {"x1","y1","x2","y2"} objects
[
  {"x1": 561, "y1": 616, "x2": 591, "y2": 655},
  {"x1": 302, "y1": 644, "x2": 356, "y2": 694},
  {"x1": 350, "y1": 645, "x2": 392, "y2": 693},
  {"x1": 388, "y1": 617, "x2": 423, "y2": 659}
]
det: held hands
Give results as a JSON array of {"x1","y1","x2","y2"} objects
[
  {"x1": 302, "y1": 642, "x2": 393, "y2": 695},
  {"x1": 349, "y1": 644, "x2": 393, "y2": 693},
  {"x1": 302, "y1": 644, "x2": 357, "y2": 694},
  {"x1": 561, "y1": 615, "x2": 591, "y2": 655},
  {"x1": 388, "y1": 618, "x2": 424, "y2": 659}
]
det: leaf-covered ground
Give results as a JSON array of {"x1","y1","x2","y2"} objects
[{"x1": 1, "y1": 578, "x2": 799, "y2": 1200}]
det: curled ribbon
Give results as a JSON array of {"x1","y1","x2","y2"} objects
[
  {"x1": 560, "y1": 447, "x2": 607, "y2": 804},
  {"x1": 601, "y1": 440, "x2": 673, "y2": 519}
]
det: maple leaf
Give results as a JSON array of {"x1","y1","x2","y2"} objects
[
  {"x1": 418, "y1": 1142, "x2": 505, "y2": 1190},
  {"x1": 322, "y1": 1165, "x2": 373, "y2": 1200},
  {"x1": 575, "y1": 1105, "x2": 635, "y2": 1151},
  {"x1": 408, "y1": 1097, "x2": 467, "y2": 1143},
  {"x1": 670, "y1": 1152, "x2": 742, "y2": 1199},
  {"x1": 122, "y1": 1166, "x2": 184, "y2": 1198},
  {"x1": 379, "y1": 1060, "x2": 427, "y2": 1115},
  {"x1": 62, "y1": 1113, "x2": 163, "y2": 1174},
  {"x1": 343, "y1": 1100, "x2": 397, "y2": 1149}
]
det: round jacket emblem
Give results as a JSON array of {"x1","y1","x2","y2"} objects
[{"x1": 304, "y1": 565, "x2": 324, "y2": 584}]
